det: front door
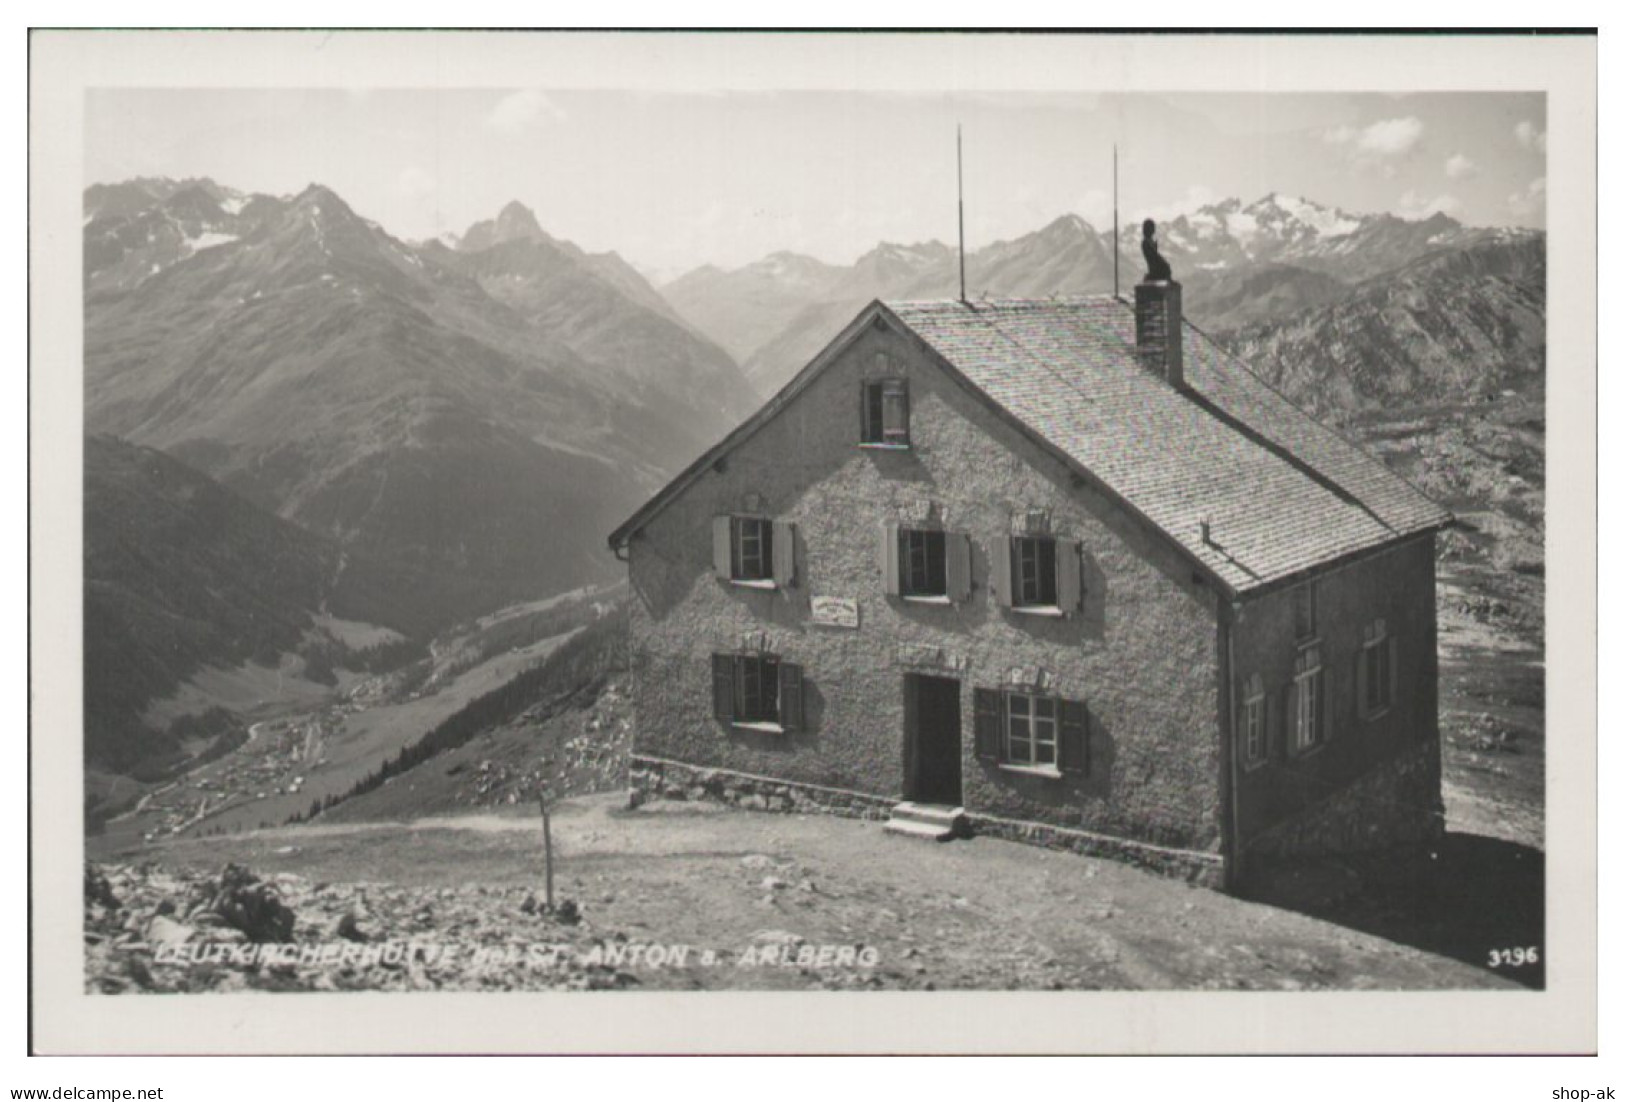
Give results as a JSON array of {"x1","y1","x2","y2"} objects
[{"x1": 905, "y1": 674, "x2": 963, "y2": 805}]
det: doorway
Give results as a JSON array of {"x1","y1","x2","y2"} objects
[{"x1": 904, "y1": 673, "x2": 963, "y2": 805}]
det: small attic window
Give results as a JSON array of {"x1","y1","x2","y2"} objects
[{"x1": 860, "y1": 361, "x2": 909, "y2": 447}]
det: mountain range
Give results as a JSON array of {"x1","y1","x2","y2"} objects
[
  {"x1": 662, "y1": 193, "x2": 1543, "y2": 395},
  {"x1": 84, "y1": 181, "x2": 754, "y2": 631}
]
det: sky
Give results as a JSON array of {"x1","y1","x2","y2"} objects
[{"x1": 85, "y1": 89, "x2": 1547, "y2": 278}]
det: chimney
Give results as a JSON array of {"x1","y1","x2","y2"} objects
[{"x1": 1134, "y1": 279, "x2": 1184, "y2": 388}]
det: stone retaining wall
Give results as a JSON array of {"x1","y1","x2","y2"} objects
[
  {"x1": 631, "y1": 754, "x2": 1227, "y2": 887},
  {"x1": 628, "y1": 755, "x2": 895, "y2": 821},
  {"x1": 966, "y1": 813, "x2": 1225, "y2": 887}
]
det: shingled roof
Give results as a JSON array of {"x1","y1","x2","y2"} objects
[{"x1": 609, "y1": 295, "x2": 1450, "y2": 596}]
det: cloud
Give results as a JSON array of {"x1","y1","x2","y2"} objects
[
  {"x1": 1144, "y1": 184, "x2": 1218, "y2": 224},
  {"x1": 1508, "y1": 176, "x2": 1547, "y2": 218},
  {"x1": 1444, "y1": 153, "x2": 1478, "y2": 180},
  {"x1": 1070, "y1": 188, "x2": 1113, "y2": 228},
  {"x1": 397, "y1": 166, "x2": 437, "y2": 201},
  {"x1": 1324, "y1": 116, "x2": 1425, "y2": 158},
  {"x1": 1514, "y1": 120, "x2": 1547, "y2": 154},
  {"x1": 1396, "y1": 190, "x2": 1461, "y2": 221},
  {"x1": 485, "y1": 90, "x2": 566, "y2": 134}
]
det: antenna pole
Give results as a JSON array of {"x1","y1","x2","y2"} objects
[
  {"x1": 1113, "y1": 143, "x2": 1120, "y2": 300},
  {"x1": 957, "y1": 124, "x2": 967, "y2": 303}
]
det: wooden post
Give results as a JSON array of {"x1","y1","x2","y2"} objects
[{"x1": 538, "y1": 789, "x2": 555, "y2": 911}]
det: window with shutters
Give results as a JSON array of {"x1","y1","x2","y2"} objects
[
  {"x1": 1013, "y1": 535, "x2": 1058, "y2": 607},
  {"x1": 733, "y1": 517, "x2": 772, "y2": 581},
  {"x1": 973, "y1": 687, "x2": 1089, "y2": 777},
  {"x1": 1291, "y1": 642, "x2": 1324, "y2": 753},
  {"x1": 899, "y1": 528, "x2": 947, "y2": 599},
  {"x1": 1006, "y1": 691, "x2": 1058, "y2": 768},
  {"x1": 711, "y1": 652, "x2": 803, "y2": 732},
  {"x1": 1240, "y1": 674, "x2": 1266, "y2": 768},
  {"x1": 860, "y1": 376, "x2": 910, "y2": 447},
  {"x1": 883, "y1": 524, "x2": 970, "y2": 604},
  {"x1": 995, "y1": 534, "x2": 1083, "y2": 617},
  {"x1": 1360, "y1": 619, "x2": 1394, "y2": 719},
  {"x1": 712, "y1": 515, "x2": 796, "y2": 589}
]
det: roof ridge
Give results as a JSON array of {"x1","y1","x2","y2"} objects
[{"x1": 885, "y1": 293, "x2": 1123, "y2": 309}]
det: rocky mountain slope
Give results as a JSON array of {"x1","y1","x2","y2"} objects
[
  {"x1": 662, "y1": 251, "x2": 848, "y2": 364},
  {"x1": 728, "y1": 217, "x2": 1129, "y2": 393},
  {"x1": 84, "y1": 180, "x2": 755, "y2": 638},
  {"x1": 83, "y1": 435, "x2": 415, "y2": 780},
  {"x1": 436, "y1": 200, "x2": 754, "y2": 462},
  {"x1": 1217, "y1": 235, "x2": 1546, "y2": 418}
]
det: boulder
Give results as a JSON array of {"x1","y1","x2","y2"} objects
[
  {"x1": 195, "y1": 863, "x2": 296, "y2": 944},
  {"x1": 84, "y1": 865, "x2": 120, "y2": 910}
]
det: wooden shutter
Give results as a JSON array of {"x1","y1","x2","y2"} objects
[
  {"x1": 712, "y1": 654, "x2": 735, "y2": 721},
  {"x1": 991, "y1": 536, "x2": 1013, "y2": 608},
  {"x1": 883, "y1": 379, "x2": 909, "y2": 443},
  {"x1": 1060, "y1": 698, "x2": 1089, "y2": 776},
  {"x1": 771, "y1": 520, "x2": 796, "y2": 587},
  {"x1": 711, "y1": 516, "x2": 733, "y2": 581},
  {"x1": 946, "y1": 532, "x2": 972, "y2": 603},
  {"x1": 860, "y1": 381, "x2": 876, "y2": 442},
  {"x1": 1388, "y1": 636, "x2": 1400, "y2": 712},
  {"x1": 973, "y1": 688, "x2": 1003, "y2": 762},
  {"x1": 1056, "y1": 538, "x2": 1082, "y2": 615},
  {"x1": 881, "y1": 521, "x2": 901, "y2": 596},
  {"x1": 1284, "y1": 682, "x2": 1299, "y2": 754},
  {"x1": 778, "y1": 663, "x2": 803, "y2": 729},
  {"x1": 1356, "y1": 647, "x2": 1370, "y2": 720}
]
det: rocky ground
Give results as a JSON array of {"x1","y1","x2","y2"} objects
[{"x1": 86, "y1": 794, "x2": 1518, "y2": 994}]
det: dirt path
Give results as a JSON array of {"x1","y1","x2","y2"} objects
[{"x1": 131, "y1": 793, "x2": 1515, "y2": 992}]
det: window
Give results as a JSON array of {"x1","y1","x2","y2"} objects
[
  {"x1": 1014, "y1": 536, "x2": 1058, "y2": 607},
  {"x1": 733, "y1": 517, "x2": 772, "y2": 581},
  {"x1": 1006, "y1": 691, "x2": 1059, "y2": 768},
  {"x1": 1291, "y1": 643, "x2": 1323, "y2": 753},
  {"x1": 1292, "y1": 581, "x2": 1318, "y2": 640},
  {"x1": 1360, "y1": 619, "x2": 1396, "y2": 718},
  {"x1": 994, "y1": 534, "x2": 1084, "y2": 615},
  {"x1": 711, "y1": 516, "x2": 796, "y2": 587},
  {"x1": 900, "y1": 528, "x2": 946, "y2": 597},
  {"x1": 860, "y1": 377, "x2": 910, "y2": 446},
  {"x1": 973, "y1": 688, "x2": 1089, "y2": 775},
  {"x1": 882, "y1": 524, "x2": 971, "y2": 603},
  {"x1": 712, "y1": 653, "x2": 804, "y2": 730},
  {"x1": 1240, "y1": 674, "x2": 1266, "y2": 767}
]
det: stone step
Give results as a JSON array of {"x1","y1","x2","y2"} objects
[
  {"x1": 890, "y1": 801, "x2": 965, "y2": 826},
  {"x1": 882, "y1": 816, "x2": 957, "y2": 842},
  {"x1": 884, "y1": 802, "x2": 966, "y2": 841}
]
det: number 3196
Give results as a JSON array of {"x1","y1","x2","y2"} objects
[{"x1": 1489, "y1": 947, "x2": 1540, "y2": 967}]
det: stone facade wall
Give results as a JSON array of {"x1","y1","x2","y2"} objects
[
  {"x1": 1243, "y1": 739, "x2": 1445, "y2": 861},
  {"x1": 625, "y1": 308, "x2": 1225, "y2": 855},
  {"x1": 1228, "y1": 535, "x2": 1443, "y2": 868},
  {"x1": 966, "y1": 813, "x2": 1225, "y2": 886}
]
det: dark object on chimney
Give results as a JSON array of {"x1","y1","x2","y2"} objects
[{"x1": 1141, "y1": 218, "x2": 1173, "y2": 282}]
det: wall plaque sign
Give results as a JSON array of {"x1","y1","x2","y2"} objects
[{"x1": 810, "y1": 596, "x2": 860, "y2": 629}]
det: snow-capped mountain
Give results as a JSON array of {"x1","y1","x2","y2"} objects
[{"x1": 1109, "y1": 192, "x2": 1533, "y2": 285}]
